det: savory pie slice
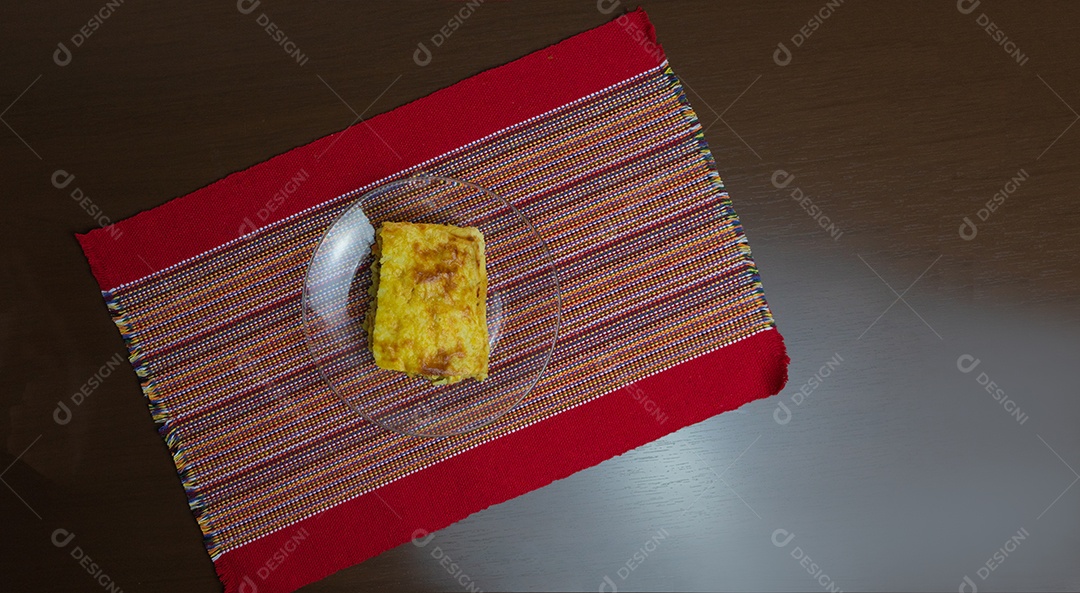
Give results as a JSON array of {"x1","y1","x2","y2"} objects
[{"x1": 367, "y1": 221, "x2": 489, "y2": 383}]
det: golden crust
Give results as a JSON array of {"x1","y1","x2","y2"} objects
[{"x1": 369, "y1": 222, "x2": 489, "y2": 383}]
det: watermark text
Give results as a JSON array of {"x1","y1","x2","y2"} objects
[
  {"x1": 956, "y1": 1, "x2": 1030, "y2": 67},
  {"x1": 412, "y1": 528, "x2": 483, "y2": 592},
  {"x1": 774, "y1": 0, "x2": 846, "y2": 66},
  {"x1": 52, "y1": 170, "x2": 122, "y2": 239},
  {"x1": 237, "y1": 0, "x2": 309, "y2": 66},
  {"x1": 54, "y1": 353, "x2": 125, "y2": 425},
  {"x1": 237, "y1": 168, "x2": 310, "y2": 236},
  {"x1": 237, "y1": 527, "x2": 310, "y2": 593},
  {"x1": 53, "y1": 0, "x2": 127, "y2": 67},
  {"x1": 959, "y1": 526, "x2": 1029, "y2": 592},
  {"x1": 413, "y1": 0, "x2": 485, "y2": 66},
  {"x1": 599, "y1": 528, "x2": 669, "y2": 592},
  {"x1": 957, "y1": 355, "x2": 1028, "y2": 425},
  {"x1": 51, "y1": 528, "x2": 124, "y2": 593},
  {"x1": 772, "y1": 528, "x2": 843, "y2": 592},
  {"x1": 958, "y1": 168, "x2": 1028, "y2": 240},
  {"x1": 772, "y1": 170, "x2": 843, "y2": 241}
]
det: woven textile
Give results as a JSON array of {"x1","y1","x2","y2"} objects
[
  {"x1": 78, "y1": 11, "x2": 787, "y2": 593},
  {"x1": 106, "y1": 62, "x2": 774, "y2": 558}
]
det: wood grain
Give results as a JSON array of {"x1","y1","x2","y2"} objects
[{"x1": 2, "y1": 1, "x2": 1078, "y2": 590}]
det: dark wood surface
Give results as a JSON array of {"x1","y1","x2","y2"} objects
[{"x1": 3, "y1": 1, "x2": 1079, "y2": 591}]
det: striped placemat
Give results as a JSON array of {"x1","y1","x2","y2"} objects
[{"x1": 77, "y1": 10, "x2": 787, "y2": 593}]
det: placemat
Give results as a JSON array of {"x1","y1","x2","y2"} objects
[{"x1": 76, "y1": 10, "x2": 788, "y2": 593}]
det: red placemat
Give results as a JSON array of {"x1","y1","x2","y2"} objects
[{"x1": 77, "y1": 10, "x2": 788, "y2": 593}]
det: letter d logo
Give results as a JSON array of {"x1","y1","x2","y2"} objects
[
  {"x1": 54, "y1": 42, "x2": 73, "y2": 67},
  {"x1": 412, "y1": 528, "x2": 435, "y2": 548},
  {"x1": 956, "y1": 354, "x2": 980, "y2": 374},
  {"x1": 771, "y1": 169, "x2": 794, "y2": 189},
  {"x1": 53, "y1": 401, "x2": 73, "y2": 425},
  {"x1": 237, "y1": 0, "x2": 261, "y2": 15},
  {"x1": 956, "y1": 0, "x2": 981, "y2": 15},
  {"x1": 238, "y1": 575, "x2": 259, "y2": 593},
  {"x1": 773, "y1": 401, "x2": 792, "y2": 425},
  {"x1": 237, "y1": 217, "x2": 258, "y2": 237},
  {"x1": 52, "y1": 170, "x2": 75, "y2": 189},
  {"x1": 597, "y1": 0, "x2": 622, "y2": 15},
  {"x1": 771, "y1": 528, "x2": 795, "y2": 547},
  {"x1": 773, "y1": 42, "x2": 792, "y2": 66},
  {"x1": 959, "y1": 216, "x2": 978, "y2": 241},
  {"x1": 51, "y1": 528, "x2": 75, "y2": 548},
  {"x1": 413, "y1": 42, "x2": 432, "y2": 67}
]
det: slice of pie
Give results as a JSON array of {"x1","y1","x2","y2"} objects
[{"x1": 367, "y1": 221, "x2": 489, "y2": 383}]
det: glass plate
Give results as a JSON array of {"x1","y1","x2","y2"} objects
[{"x1": 301, "y1": 175, "x2": 561, "y2": 438}]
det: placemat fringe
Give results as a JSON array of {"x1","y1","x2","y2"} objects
[
  {"x1": 105, "y1": 288, "x2": 217, "y2": 551},
  {"x1": 664, "y1": 65, "x2": 776, "y2": 329}
]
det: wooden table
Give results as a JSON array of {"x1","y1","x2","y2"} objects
[{"x1": 3, "y1": 1, "x2": 1078, "y2": 590}]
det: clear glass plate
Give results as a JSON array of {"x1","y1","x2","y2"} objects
[{"x1": 301, "y1": 175, "x2": 561, "y2": 438}]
